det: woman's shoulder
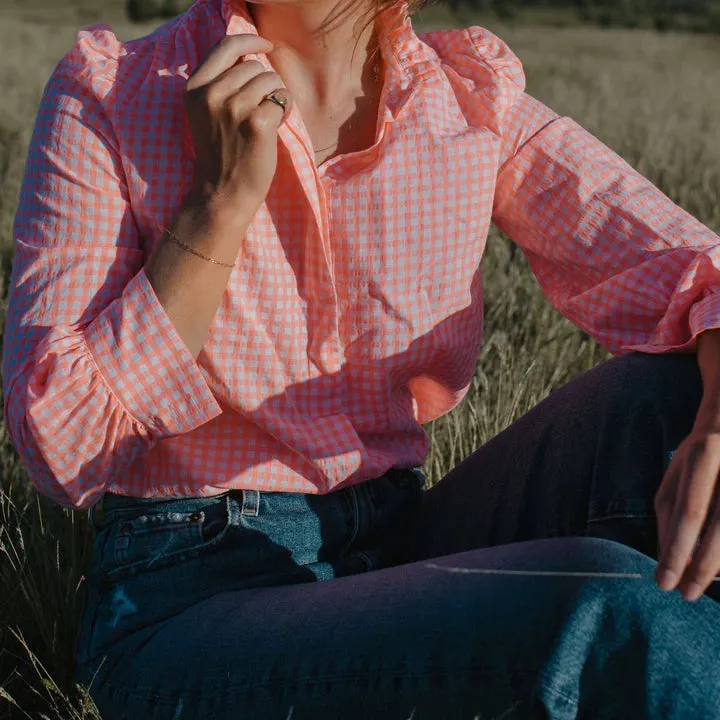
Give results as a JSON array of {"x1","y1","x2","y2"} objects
[
  {"x1": 51, "y1": 0, "x2": 221, "y2": 99},
  {"x1": 413, "y1": 24, "x2": 529, "y2": 134},
  {"x1": 417, "y1": 24, "x2": 526, "y2": 93}
]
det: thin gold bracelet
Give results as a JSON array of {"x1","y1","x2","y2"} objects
[{"x1": 163, "y1": 228, "x2": 235, "y2": 268}]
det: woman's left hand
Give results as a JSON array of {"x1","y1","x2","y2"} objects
[{"x1": 655, "y1": 419, "x2": 720, "y2": 601}]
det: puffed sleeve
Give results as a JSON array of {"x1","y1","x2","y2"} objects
[
  {"x1": 482, "y1": 34, "x2": 720, "y2": 355},
  {"x1": 2, "y1": 27, "x2": 222, "y2": 510}
]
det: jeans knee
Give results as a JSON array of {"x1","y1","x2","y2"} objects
[
  {"x1": 575, "y1": 536, "x2": 656, "y2": 571},
  {"x1": 601, "y1": 353, "x2": 700, "y2": 410},
  {"x1": 508, "y1": 537, "x2": 656, "y2": 576},
  {"x1": 548, "y1": 538, "x2": 663, "y2": 612},
  {"x1": 585, "y1": 354, "x2": 701, "y2": 450}
]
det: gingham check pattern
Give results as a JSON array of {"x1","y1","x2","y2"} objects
[{"x1": 4, "y1": 0, "x2": 720, "y2": 509}]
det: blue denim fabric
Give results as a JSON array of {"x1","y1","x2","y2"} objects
[{"x1": 75, "y1": 355, "x2": 720, "y2": 719}]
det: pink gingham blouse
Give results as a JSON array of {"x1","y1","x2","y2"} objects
[{"x1": 4, "y1": 0, "x2": 720, "y2": 510}]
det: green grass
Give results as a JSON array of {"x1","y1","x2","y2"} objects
[{"x1": 1, "y1": 1, "x2": 719, "y2": 717}]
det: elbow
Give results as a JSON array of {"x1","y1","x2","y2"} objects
[
  {"x1": 3, "y1": 374, "x2": 81, "y2": 508},
  {"x1": 3, "y1": 356, "x2": 149, "y2": 511}
]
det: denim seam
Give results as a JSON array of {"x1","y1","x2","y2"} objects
[
  {"x1": 538, "y1": 678, "x2": 592, "y2": 719},
  {"x1": 241, "y1": 489, "x2": 260, "y2": 517},
  {"x1": 349, "y1": 549, "x2": 374, "y2": 572},
  {"x1": 78, "y1": 570, "x2": 107, "y2": 670},
  {"x1": 338, "y1": 486, "x2": 360, "y2": 557},
  {"x1": 93, "y1": 666, "x2": 540, "y2": 702},
  {"x1": 99, "y1": 497, "x2": 234, "y2": 582},
  {"x1": 101, "y1": 494, "x2": 230, "y2": 526},
  {"x1": 586, "y1": 513, "x2": 654, "y2": 524}
]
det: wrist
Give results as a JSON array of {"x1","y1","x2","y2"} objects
[
  {"x1": 695, "y1": 329, "x2": 720, "y2": 430},
  {"x1": 146, "y1": 192, "x2": 251, "y2": 274},
  {"x1": 184, "y1": 181, "x2": 258, "y2": 235},
  {"x1": 693, "y1": 402, "x2": 720, "y2": 435}
]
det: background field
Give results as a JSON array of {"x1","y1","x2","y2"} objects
[{"x1": 1, "y1": 0, "x2": 719, "y2": 716}]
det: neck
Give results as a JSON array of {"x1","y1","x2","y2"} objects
[{"x1": 245, "y1": 0, "x2": 379, "y2": 107}]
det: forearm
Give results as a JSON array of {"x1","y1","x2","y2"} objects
[
  {"x1": 694, "y1": 328, "x2": 720, "y2": 430},
  {"x1": 145, "y1": 195, "x2": 252, "y2": 360}
]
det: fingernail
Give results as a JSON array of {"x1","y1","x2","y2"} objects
[
  {"x1": 685, "y1": 582, "x2": 704, "y2": 602},
  {"x1": 656, "y1": 568, "x2": 677, "y2": 590}
]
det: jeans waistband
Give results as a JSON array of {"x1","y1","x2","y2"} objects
[{"x1": 89, "y1": 468, "x2": 425, "y2": 532}]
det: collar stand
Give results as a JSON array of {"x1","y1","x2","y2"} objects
[{"x1": 218, "y1": 0, "x2": 434, "y2": 87}]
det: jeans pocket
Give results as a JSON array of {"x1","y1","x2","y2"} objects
[
  {"x1": 98, "y1": 496, "x2": 232, "y2": 583},
  {"x1": 585, "y1": 498, "x2": 659, "y2": 560},
  {"x1": 350, "y1": 469, "x2": 425, "y2": 562}
]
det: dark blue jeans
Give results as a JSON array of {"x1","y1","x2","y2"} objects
[{"x1": 75, "y1": 354, "x2": 720, "y2": 719}]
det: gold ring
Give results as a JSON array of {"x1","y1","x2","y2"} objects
[{"x1": 264, "y1": 90, "x2": 288, "y2": 115}]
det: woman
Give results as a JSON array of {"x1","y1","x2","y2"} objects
[{"x1": 4, "y1": 0, "x2": 720, "y2": 715}]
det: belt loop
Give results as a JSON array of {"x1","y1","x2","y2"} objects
[
  {"x1": 240, "y1": 489, "x2": 260, "y2": 517},
  {"x1": 411, "y1": 467, "x2": 427, "y2": 488},
  {"x1": 89, "y1": 495, "x2": 104, "y2": 531}
]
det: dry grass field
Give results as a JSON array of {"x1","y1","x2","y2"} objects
[{"x1": 1, "y1": 0, "x2": 719, "y2": 716}]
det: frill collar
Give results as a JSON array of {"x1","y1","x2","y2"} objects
[{"x1": 219, "y1": 0, "x2": 440, "y2": 116}]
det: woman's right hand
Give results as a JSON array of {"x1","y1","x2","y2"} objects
[{"x1": 185, "y1": 34, "x2": 293, "y2": 221}]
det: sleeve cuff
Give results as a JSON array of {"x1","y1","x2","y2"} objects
[
  {"x1": 689, "y1": 291, "x2": 720, "y2": 343},
  {"x1": 620, "y1": 290, "x2": 720, "y2": 355},
  {"x1": 82, "y1": 267, "x2": 222, "y2": 437}
]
